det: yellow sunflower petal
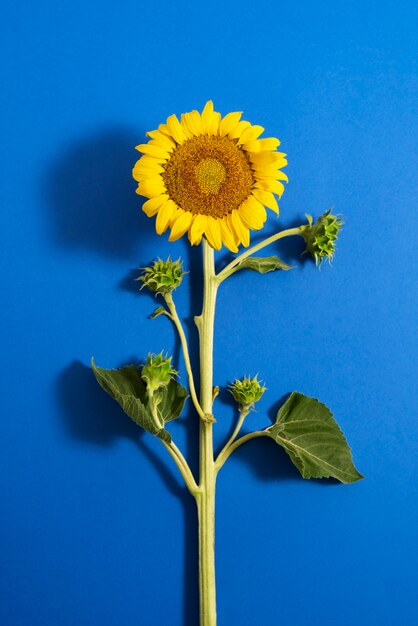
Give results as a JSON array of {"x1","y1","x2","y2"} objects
[
  {"x1": 146, "y1": 130, "x2": 176, "y2": 148},
  {"x1": 147, "y1": 134, "x2": 176, "y2": 151},
  {"x1": 250, "y1": 151, "x2": 287, "y2": 166},
  {"x1": 189, "y1": 214, "x2": 208, "y2": 245},
  {"x1": 254, "y1": 180, "x2": 285, "y2": 196},
  {"x1": 135, "y1": 143, "x2": 170, "y2": 159},
  {"x1": 239, "y1": 197, "x2": 267, "y2": 230},
  {"x1": 252, "y1": 158, "x2": 288, "y2": 172},
  {"x1": 157, "y1": 123, "x2": 173, "y2": 136},
  {"x1": 228, "y1": 120, "x2": 251, "y2": 140},
  {"x1": 205, "y1": 217, "x2": 222, "y2": 250},
  {"x1": 142, "y1": 194, "x2": 169, "y2": 217},
  {"x1": 237, "y1": 125, "x2": 264, "y2": 145},
  {"x1": 180, "y1": 114, "x2": 193, "y2": 139},
  {"x1": 243, "y1": 138, "x2": 281, "y2": 152},
  {"x1": 252, "y1": 169, "x2": 287, "y2": 181},
  {"x1": 230, "y1": 210, "x2": 250, "y2": 247},
  {"x1": 218, "y1": 218, "x2": 239, "y2": 253},
  {"x1": 134, "y1": 158, "x2": 165, "y2": 173},
  {"x1": 166, "y1": 114, "x2": 187, "y2": 145},
  {"x1": 133, "y1": 160, "x2": 165, "y2": 181},
  {"x1": 168, "y1": 206, "x2": 183, "y2": 226},
  {"x1": 168, "y1": 210, "x2": 193, "y2": 241},
  {"x1": 135, "y1": 155, "x2": 166, "y2": 168},
  {"x1": 201, "y1": 100, "x2": 220, "y2": 135},
  {"x1": 219, "y1": 111, "x2": 242, "y2": 137},
  {"x1": 181, "y1": 110, "x2": 202, "y2": 137},
  {"x1": 209, "y1": 111, "x2": 221, "y2": 135},
  {"x1": 155, "y1": 199, "x2": 177, "y2": 234},
  {"x1": 133, "y1": 169, "x2": 162, "y2": 182},
  {"x1": 137, "y1": 178, "x2": 167, "y2": 198},
  {"x1": 252, "y1": 188, "x2": 279, "y2": 214},
  {"x1": 255, "y1": 170, "x2": 289, "y2": 182}
]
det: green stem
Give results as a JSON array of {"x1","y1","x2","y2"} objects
[
  {"x1": 195, "y1": 239, "x2": 218, "y2": 626},
  {"x1": 215, "y1": 431, "x2": 267, "y2": 472},
  {"x1": 161, "y1": 440, "x2": 200, "y2": 495},
  {"x1": 164, "y1": 292, "x2": 206, "y2": 421},
  {"x1": 215, "y1": 408, "x2": 249, "y2": 472},
  {"x1": 216, "y1": 226, "x2": 304, "y2": 282}
]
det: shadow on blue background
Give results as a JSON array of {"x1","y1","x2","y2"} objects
[
  {"x1": 56, "y1": 361, "x2": 200, "y2": 625},
  {"x1": 46, "y1": 128, "x2": 152, "y2": 258}
]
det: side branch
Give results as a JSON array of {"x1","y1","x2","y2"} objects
[
  {"x1": 164, "y1": 293, "x2": 206, "y2": 421},
  {"x1": 215, "y1": 408, "x2": 249, "y2": 468},
  {"x1": 216, "y1": 226, "x2": 304, "y2": 282},
  {"x1": 161, "y1": 440, "x2": 200, "y2": 495},
  {"x1": 215, "y1": 431, "x2": 267, "y2": 473}
]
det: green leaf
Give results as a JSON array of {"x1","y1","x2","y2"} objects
[
  {"x1": 149, "y1": 306, "x2": 169, "y2": 319},
  {"x1": 237, "y1": 255, "x2": 293, "y2": 274},
  {"x1": 91, "y1": 359, "x2": 188, "y2": 442},
  {"x1": 267, "y1": 391, "x2": 363, "y2": 483},
  {"x1": 154, "y1": 378, "x2": 189, "y2": 423}
]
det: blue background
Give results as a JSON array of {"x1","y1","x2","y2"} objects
[{"x1": 1, "y1": 1, "x2": 417, "y2": 624}]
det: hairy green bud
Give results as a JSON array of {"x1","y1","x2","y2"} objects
[
  {"x1": 229, "y1": 375, "x2": 266, "y2": 408},
  {"x1": 141, "y1": 352, "x2": 177, "y2": 393},
  {"x1": 302, "y1": 210, "x2": 343, "y2": 266},
  {"x1": 138, "y1": 257, "x2": 186, "y2": 295}
]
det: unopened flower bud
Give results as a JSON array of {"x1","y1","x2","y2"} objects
[
  {"x1": 302, "y1": 211, "x2": 343, "y2": 266},
  {"x1": 229, "y1": 375, "x2": 266, "y2": 409},
  {"x1": 138, "y1": 257, "x2": 185, "y2": 295},
  {"x1": 141, "y1": 352, "x2": 177, "y2": 393}
]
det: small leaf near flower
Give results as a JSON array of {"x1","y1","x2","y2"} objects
[
  {"x1": 266, "y1": 391, "x2": 363, "y2": 483},
  {"x1": 236, "y1": 256, "x2": 293, "y2": 274},
  {"x1": 91, "y1": 359, "x2": 188, "y2": 442},
  {"x1": 149, "y1": 306, "x2": 169, "y2": 319}
]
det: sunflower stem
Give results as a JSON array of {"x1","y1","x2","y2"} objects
[
  {"x1": 164, "y1": 292, "x2": 206, "y2": 421},
  {"x1": 215, "y1": 431, "x2": 267, "y2": 472},
  {"x1": 195, "y1": 239, "x2": 218, "y2": 626},
  {"x1": 216, "y1": 226, "x2": 304, "y2": 282},
  {"x1": 215, "y1": 408, "x2": 249, "y2": 474},
  {"x1": 161, "y1": 440, "x2": 200, "y2": 495}
]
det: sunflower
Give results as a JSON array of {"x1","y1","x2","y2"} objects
[{"x1": 132, "y1": 101, "x2": 287, "y2": 252}]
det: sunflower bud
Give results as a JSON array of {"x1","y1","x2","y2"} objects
[
  {"x1": 141, "y1": 353, "x2": 177, "y2": 394},
  {"x1": 138, "y1": 257, "x2": 185, "y2": 295},
  {"x1": 302, "y1": 211, "x2": 343, "y2": 266},
  {"x1": 229, "y1": 375, "x2": 266, "y2": 409}
]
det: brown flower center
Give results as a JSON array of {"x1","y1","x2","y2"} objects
[{"x1": 162, "y1": 135, "x2": 255, "y2": 218}]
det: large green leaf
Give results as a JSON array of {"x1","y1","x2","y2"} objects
[
  {"x1": 267, "y1": 391, "x2": 363, "y2": 483},
  {"x1": 91, "y1": 359, "x2": 188, "y2": 442},
  {"x1": 236, "y1": 255, "x2": 293, "y2": 274},
  {"x1": 155, "y1": 378, "x2": 189, "y2": 423}
]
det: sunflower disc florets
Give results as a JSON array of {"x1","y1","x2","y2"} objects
[
  {"x1": 229, "y1": 375, "x2": 266, "y2": 409},
  {"x1": 141, "y1": 353, "x2": 178, "y2": 393},
  {"x1": 139, "y1": 257, "x2": 185, "y2": 295},
  {"x1": 302, "y1": 210, "x2": 343, "y2": 265}
]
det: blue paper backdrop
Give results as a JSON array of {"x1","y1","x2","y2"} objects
[{"x1": 1, "y1": 1, "x2": 417, "y2": 624}]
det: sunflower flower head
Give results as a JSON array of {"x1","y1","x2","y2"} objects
[
  {"x1": 133, "y1": 101, "x2": 288, "y2": 252},
  {"x1": 141, "y1": 352, "x2": 177, "y2": 394},
  {"x1": 229, "y1": 375, "x2": 266, "y2": 409},
  {"x1": 138, "y1": 257, "x2": 185, "y2": 295},
  {"x1": 302, "y1": 211, "x2": 343, "y2": 266}
]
